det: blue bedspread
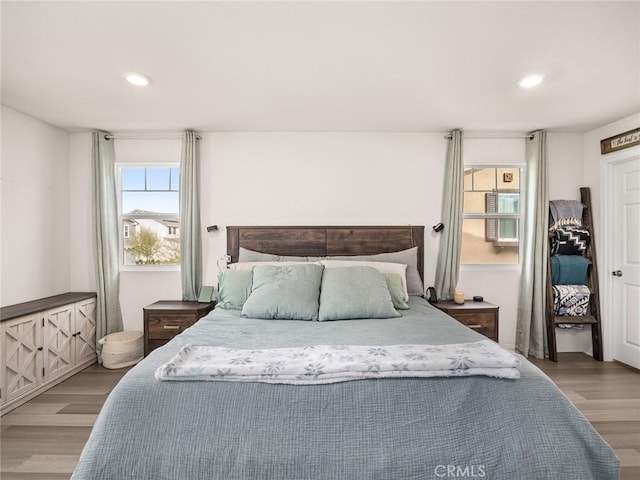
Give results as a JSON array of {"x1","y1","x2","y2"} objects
[{"x1": 72, "y1": 297, "x2": 618, "y2": 480}]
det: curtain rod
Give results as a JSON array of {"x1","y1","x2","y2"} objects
[
  {"x1": 444, "y1": 132, "x2": 534, "y2": 140},
  {"x1": 103, "y1": 133, "x2": 202, "y2": 140}
]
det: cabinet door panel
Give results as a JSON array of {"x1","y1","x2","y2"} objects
[
  {"x1": 43, "y1": 306, "x2": 74, "y2": 381},
  {"x1": 1, "y1": 315, "x2": 43, "y2": 402},
  {"x1": 75, "y1": 298, "x2": 97, "y2": 364}
]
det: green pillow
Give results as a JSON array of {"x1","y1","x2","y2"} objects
[
  {"x1": 241, "y1": 264, "x2": 324, "y2": 320},
  {"x1": 217, "y1": 269, "x2": 253, "y2": 310},
  {"x1": 385, "y1": 273, "x2": 410, "y2": 310},
  {"x1": 318, "y1": 267, "x2": 400, "y2": 321}
]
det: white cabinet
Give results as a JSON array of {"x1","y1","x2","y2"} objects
[
  {"x1": 75, "y1": 297, "x2": 98, "y2": 365},
  {"x1": 1, "y1": 293, "x2": 97, "y2": 414},
  {"x1": 1, "y1": 314, "x2": 43, "y2": 405},
  {"x1": 43, "y1": 304, "x2": 75, "y2": 382}
]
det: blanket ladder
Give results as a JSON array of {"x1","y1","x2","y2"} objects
[{"x1": 545, "y1": 187, "x2": 603, "y2": 362}]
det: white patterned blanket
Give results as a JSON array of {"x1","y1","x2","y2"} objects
[{"x1": 155, "y1": 340, "x2": 520, "y2": 384}]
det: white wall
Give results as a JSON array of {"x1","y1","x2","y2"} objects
[
  {"x1": 65, "y1": 131, "x2": 588, "y2": 352},
  {"x1": 4, "y1": 105, "x2": 632, "y2": 352},
  {"x1": 199, "y1": 132, "x2": 446, "y2": 286},
  {"x1": 1, "y1": 106, "x2": 70, "y2": 306},
  {"x1": 69, "y1": 133, "x2": 94, "y2": 293},
  {"x1": 67, "y1": 132, "x2": 447, "y2": 331}
]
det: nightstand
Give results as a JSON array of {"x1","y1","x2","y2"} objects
[
  {"x1": 143, "y1": 300, "x2": 216, "y2": 356},
  {"x1": 431, "y1": 300, "x2": 499, "y2": 342}
]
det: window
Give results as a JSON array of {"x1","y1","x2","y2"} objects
[
  {"x1": 461, "y1": 166, "x2": 522, "y2": 265},
  {"x1": 485, "y1": 192, "x2": 519, "y2": 244},
  {"x1": 118, "y1": 166, "x2": 180, "y2": 266}
]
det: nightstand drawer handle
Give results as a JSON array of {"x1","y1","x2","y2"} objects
[
  {"x1": 467, "y1": 324, "x2": 483, "y2": 329},
  {"x1": 163, "y1": 325, "x2": 181, "y2": 330}
]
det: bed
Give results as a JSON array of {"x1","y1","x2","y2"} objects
[{"x1": 72, "y1": 226, "x2": 618, "y2": 479}]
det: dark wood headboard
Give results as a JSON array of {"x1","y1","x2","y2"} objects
[{"x1": 226, "y1": 226, "x2": 425, "y2": 281}]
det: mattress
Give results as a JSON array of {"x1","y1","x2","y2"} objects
[{"x1": 72, "y1": 297, "x2": 618, "y2": 479}]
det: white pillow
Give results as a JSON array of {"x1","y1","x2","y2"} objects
[{"x1": 319, "y1": 260, "x2": 409, "y2": 301}]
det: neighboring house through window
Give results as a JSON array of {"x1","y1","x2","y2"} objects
[
  {"x1": 461, "y1": 166, "x2": 522, "y2": 265},
  {"x1": 117, "y1": 165, "x2": 180, "y2": 266}
]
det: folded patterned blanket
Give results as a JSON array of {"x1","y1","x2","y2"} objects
[
  {"x1": 549, "y1": 200, "x2": 583, "y2": 231},
  {"x1": 155, "y1": 340, "x2": 521, "y2": 384},
  {"x1": 551, "y1": 226, "x2": 590, "y2": 255},
  {"x1": 552, "y1": 285, "x2": 591, "y2": 316}
]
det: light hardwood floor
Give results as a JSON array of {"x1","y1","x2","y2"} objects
[
  {"x1": 1, "y1": 353, "x2": 638, "y2": 479},
  {"x1": 1, "y1": 365, "x2": 130, "y2": 480},
  {"x1": 529, "y1": 353, "x2": 640, "y2": 480}
]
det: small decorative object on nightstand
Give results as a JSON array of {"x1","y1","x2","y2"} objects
[
  {"x1": 453, "y1": 291, "x2": 465, "y2": 305},
  {"x1": 143, "y1": 300, "x2": 216, "y2": 356},
  {"x1": 432, "y1": 299, "x2": 499, "y2": 342}
]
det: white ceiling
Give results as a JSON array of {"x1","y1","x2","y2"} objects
[{"x1": 2, "y1": 1, "x2": 639, "y2": 133}]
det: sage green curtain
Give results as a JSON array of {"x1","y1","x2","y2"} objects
[
  {"x1": 434, "y1": 129, "x2": 464, "y2": 301},
  {"x1": 180, "y1": 130, "x2": 202, "y2": 301},
  {"x1": 516, "y1": 130, "x2": 549, "y2": 358},
  {"x1": 92, "y1": 131, "x2": 123, "y2": 361}
]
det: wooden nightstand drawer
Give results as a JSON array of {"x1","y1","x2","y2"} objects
[
  {"x1": 452, "y1": 312, "x2": 496, "y2": 339},
  {"x1": 143, "y1": 300, "x2": 216, "y2": 355},
  {"x1": 147, "y1": 315, "x2": 198, "y2": 339},
  {"x1": 431, "y1": 300, "x2": 499, "y2": 342}
]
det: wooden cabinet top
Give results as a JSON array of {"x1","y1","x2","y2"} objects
[
  {"x1": 1, "y1": 292, "x2": 97, "y2": 322},
  {"x1": 431, "y1": 300, "x2": 498, "y2": 312},
  {"x1": 143, "y1": 300, "x2": 216, "y2": 314}
]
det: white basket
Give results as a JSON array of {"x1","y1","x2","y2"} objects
[{"x1": 99, "y1": 331, "x2": 144, "y2": 369}]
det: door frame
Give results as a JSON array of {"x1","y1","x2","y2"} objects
[{"x1": 600, "y1": 145, "x2": 640, "y2": 362}]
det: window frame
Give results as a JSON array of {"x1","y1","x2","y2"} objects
[
  {"x1": 116, "y1": 163, "x2": 181, "y2": 272},
  {"x1": 484, "y1": 190, "x2": 520, "y2": 246},
  {"x1": 461, "y1": 164, "x2": 525, "y2": 268}
]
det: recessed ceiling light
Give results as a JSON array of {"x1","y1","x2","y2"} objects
[
  {"x1": 517, "y1": 74, "x2": 544, "y2": 88},
  {"x1": 125, "y1": 72, "x2": 151, "y2": 87}
]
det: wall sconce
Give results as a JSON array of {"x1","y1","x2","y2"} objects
[
  {"x1": 432, "y1": 223, "x2": 444, "y2": 233},
  {"x1": 206, "y1": 225, "x2": 219, "y2": 232}
]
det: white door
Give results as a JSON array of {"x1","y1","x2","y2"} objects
[{"x1": 612, "y1": 156, "x2": 640, "y2": 368}]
